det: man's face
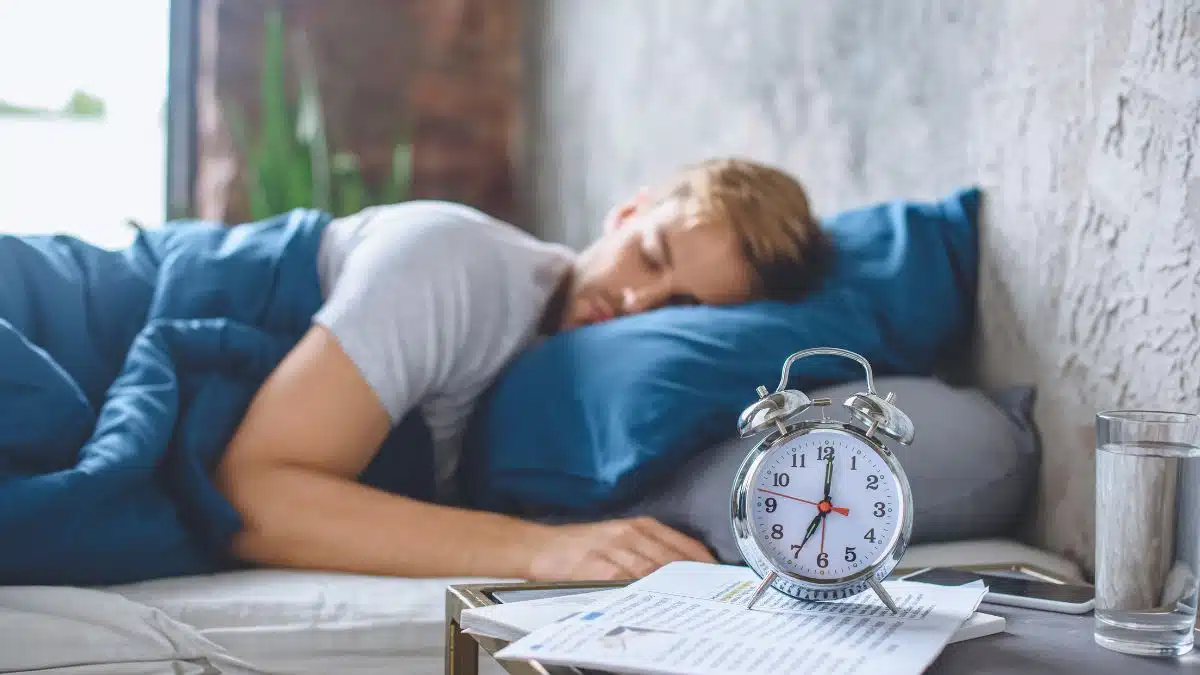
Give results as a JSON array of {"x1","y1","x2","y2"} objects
[{"x1": 558, "y1": 194, "x2": 757, "y2": 331}]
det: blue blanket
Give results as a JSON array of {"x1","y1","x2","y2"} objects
[{"x1": 0, "y1": 210, "x2": 431, "y2": 586}]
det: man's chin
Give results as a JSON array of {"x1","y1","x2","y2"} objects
[
  {"x1": 560, "y1": 310, "x2": 607, "y2": 332},
  {"x1": 561, "y1": 316, "x2": 596, "y2": 331}
]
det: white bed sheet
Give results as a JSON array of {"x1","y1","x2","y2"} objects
[{"x1": 0, "y1": 571, "x2": 512, "y2": 675}]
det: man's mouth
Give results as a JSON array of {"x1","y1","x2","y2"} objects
[{"x1": 582, "y1": 294, "x2": 617, "y2": 323}]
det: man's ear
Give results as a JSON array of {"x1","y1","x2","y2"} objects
[{"x1": 604, "y1": 188, "x2": 650, "y2": 233}]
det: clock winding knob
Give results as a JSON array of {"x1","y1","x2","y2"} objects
[
  {"x1": 736, "y1": 388, "x2": 814, "y2": 438},
  {"x1": 842, "y1": 391, "x2": 915, "y2": 445}
]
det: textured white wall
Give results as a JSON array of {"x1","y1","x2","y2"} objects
[{"x1": 522, "y1": 0, "x2": 1199, "y2": 572}]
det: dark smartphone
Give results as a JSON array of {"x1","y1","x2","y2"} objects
[{"x1": 901, "y1": 567, "x2": 1095, "y2": 614}]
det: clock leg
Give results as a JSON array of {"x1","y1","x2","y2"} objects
[
  {"x1": 746, "y1": 571, "x2": 778, "y2": 610},
  {"x1": 868, "y1": 577, "x2": 899, "y2": 614}
]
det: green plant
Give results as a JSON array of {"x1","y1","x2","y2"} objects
[
  {"x1": 62, "y1": 90, "x2": 106, "y2": 118},
  {"x1": 0, "y1": 90, "x2": 107, "y2": 119},
  {"x1": 227, "y1": 8, "x2": 411, "y2": 220}
]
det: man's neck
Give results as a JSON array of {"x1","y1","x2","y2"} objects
[{"x1": 537, "y1": 268, "x2": 573, "y2": 335}]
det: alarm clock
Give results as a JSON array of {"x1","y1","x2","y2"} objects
[{"x1": 729, "y1": 347, "x2": 916, "y2": 613}]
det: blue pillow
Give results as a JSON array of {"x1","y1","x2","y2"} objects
[{"x1": 461, "y1": 187, "x2": 981, "y2": 515}]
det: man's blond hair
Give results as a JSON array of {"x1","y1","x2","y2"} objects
[{"x1": 652, "y1": 158, "x2": 831, "y2": 301}]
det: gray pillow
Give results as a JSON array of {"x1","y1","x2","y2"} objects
[{"x1": 617, "y1": 377, "x2": 1040, "y2": 563}]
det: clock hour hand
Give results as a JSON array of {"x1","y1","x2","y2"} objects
[{"x1": 796, "y1": 512, "x2": 824, "y2": 552}]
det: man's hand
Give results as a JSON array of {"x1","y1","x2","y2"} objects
[{"x1": 524, "y1": 517, "x2": 717, "y2": 581}]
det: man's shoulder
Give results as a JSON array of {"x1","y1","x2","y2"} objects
[
  {"x1": 351, "y1": 202, "x2": 568, "y2": 277},
  {"x1": 348, "y1": 201, "x2": 529, "y2": 254}
]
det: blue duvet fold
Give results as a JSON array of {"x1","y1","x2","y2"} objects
[{"x1": 0, "y1": 210, "x2": 330, "y2": 585}]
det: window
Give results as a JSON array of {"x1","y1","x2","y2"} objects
[{"x1": 0, "y1": 1, "x2": 171, "y2": 249}]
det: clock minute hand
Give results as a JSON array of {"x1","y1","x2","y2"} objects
[{"x1": 823, "y1": 452, "x2": 833, "y2": 501}]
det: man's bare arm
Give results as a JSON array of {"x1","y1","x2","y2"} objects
[{"x1": 215, "y1": 325, "x2": 715, "y2": 580}]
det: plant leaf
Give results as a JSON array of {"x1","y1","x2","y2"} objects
[
  {"x1": 332, "y1": 152, "x2": 366, "y2": 216},
  {"x1": 382, "y1": 142, "x2": 413, "y2": 204},
  {"x1": 222, "y1": 98, "x2": 272, "y2": 219},
  {"x1": 259, "y1": 7, "x2": 304, "y2": 209},
  {"x1": 293, "y1": 28, "x2": 330, "y2": 212}
]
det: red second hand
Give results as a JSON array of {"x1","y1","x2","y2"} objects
[{"x1": 758, "y1": 488, "x2": 850, "y2": 516}]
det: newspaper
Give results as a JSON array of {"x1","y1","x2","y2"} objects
[
  {"x1": 494, "y1": 562, "x2": 989, "y2": 675},
  {"x1": 462, "y1": 589, "x2": 619, "y2": 641},
  {"x1": 461, "y1": 588, "x2": 1001, "y2": 646}
]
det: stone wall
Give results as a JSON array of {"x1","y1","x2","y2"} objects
[
  {"x1": 523, "y1": 0, "x2": 1199, "y2": 572},
  {"x1": 194, "y1": 0, "x2": 521, "y2": 223}
]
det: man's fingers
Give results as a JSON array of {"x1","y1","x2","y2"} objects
[
  {"x1": 600, "y1": 545, "x2": 662, "y2": 579},
  {"x1": 533, "y1": 518, "x2": 716, "y2": 583},
  {"x1": 578, "y1": 556, "x2": 627, "y2": 581},
  {"x1": 608, "y1": 520, "x2": 680, "y2": 567},
  {"x1": 633, "y1": 517, "x2": 717, "y2": 563}
]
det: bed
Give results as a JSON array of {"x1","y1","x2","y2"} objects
[
  {"x1": 0, "y1": 539, "x2": 1080, "y2": 675},
  {"x1": 0, "y1": 190, "x2": 1052, "y2": 672}
]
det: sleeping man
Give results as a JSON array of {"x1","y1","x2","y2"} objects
[{"x1": 215, "y1": 157, "x2": 832, "y2": 582}]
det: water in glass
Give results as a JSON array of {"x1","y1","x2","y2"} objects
[{"x1": 1094, "y1": 411, "x2": 1200, "y2": 658}]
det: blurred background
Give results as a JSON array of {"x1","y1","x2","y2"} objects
[
  {"x1": 0, "y1": 1, "x2": 169, "y2": 248},
  {"x1": 0, "y1": 0, "x2": 1195, "y2": 577}
]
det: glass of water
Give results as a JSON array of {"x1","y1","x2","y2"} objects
[{"x1": 1094, "y1": 410, "x2": 1200, "y2": 657}]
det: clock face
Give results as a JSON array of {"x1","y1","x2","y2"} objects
[{"x1": 749, "y1": 428, "x2": 902, "y2": 583}]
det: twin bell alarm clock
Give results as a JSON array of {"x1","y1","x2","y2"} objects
[{"x1": 729, "y1": 347, "x2": 916, "y2": 613}]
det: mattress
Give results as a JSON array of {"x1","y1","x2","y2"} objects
[
  {"x1": 0, "y1": 570, "x2": 513, "y2": 675},
  {"x1": 0, "y1": 539, "x2": 1080, "y2": 675}
]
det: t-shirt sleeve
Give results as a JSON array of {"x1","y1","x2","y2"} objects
[{"x1": 312, "y1": 226, "x2": 462, "y2": 426}]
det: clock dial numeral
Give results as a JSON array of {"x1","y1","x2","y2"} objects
[
  {"x1": 817, "y1": 445, "x2": 834, "y2": 461},
  {"x1": 844, "y1": 546, "x2": 857, "y2": 562},
  {"x1": 773, "y1": 472, "x2": 790, "y2": 487},
  {"x1": 792, "y1": 453, "x2": 805, "y2": 468},
  {"x1": 864, "y1": 528, "x2": 877, "y2": 543},
  {"x1": 817, "y1": 552, "x2": 829, "y2": 568},
  {"x1": 873, "y1": 502, "x2": 886, "y2": 517},
  {"x1": 765, "y1": 497, "x2": 777, "y2": 513},
  {"x1": 771, "y1": 524, "x2": 784, "y2": 539},
  {"x1": 790, "y1": 544, "x2": 802, "y2": 559},
  {"x1": 850, "y1": 455, "x2": 858, "y2": 471},
  {"x1": 866, "y1": 474, "x2": 880, "y2": 490}
]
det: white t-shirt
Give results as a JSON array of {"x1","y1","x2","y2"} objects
[{"x1": 313, "y1": 201, "x2": 575, "y2": 492}]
